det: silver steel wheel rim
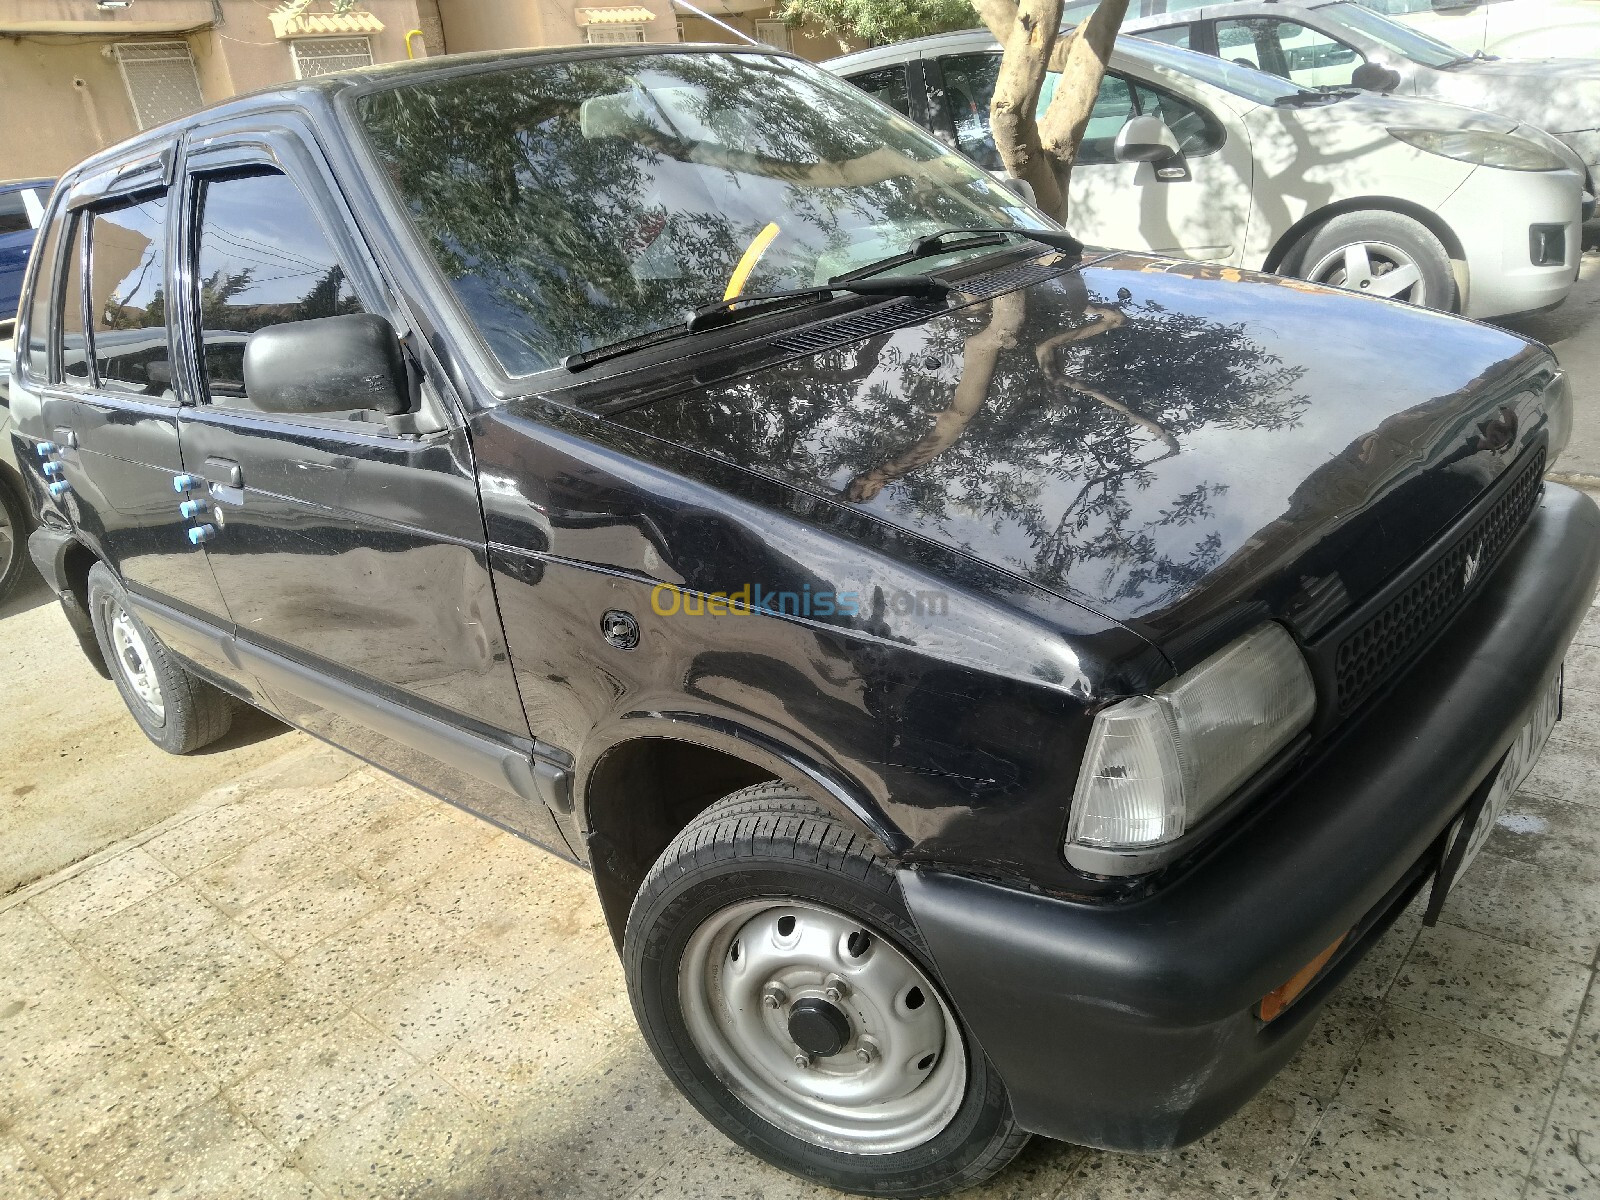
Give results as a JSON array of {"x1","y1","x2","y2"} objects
[
  {"x1": 678, "y1": 898, "x2": 967, "y2": 1155},
  {"x1": 110, "y1": 606, "x2": 164, "y2": 720},
  {"x1": 1306, "y1": 239, "x2": 1428, "y2": 304}
]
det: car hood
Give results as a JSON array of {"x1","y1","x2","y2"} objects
[
  {"x1": 607, "y1": 251, "x2": 1557, "y2": 659},
  {"x1": 1426, "y1": 59, "x2": 1600, "y2": 136}
]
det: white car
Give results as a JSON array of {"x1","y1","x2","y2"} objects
[
  {"x1": 1351, "y1": 0, "x2": 1600, "y2": 58},
  {"x1": 828, "y1": 32, "x2": 1582, "y2": 319},
  {"x1": 1116, "y1": 1, "x2": 1600, "y2": 178}
]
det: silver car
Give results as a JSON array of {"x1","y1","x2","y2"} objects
[{"x1": 1106, "y1": 0, "x2": 1600, "y2": 178}]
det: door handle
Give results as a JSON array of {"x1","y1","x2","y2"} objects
[{"x1": 203, "y1": 457, "x2": 242, "y2": 487}]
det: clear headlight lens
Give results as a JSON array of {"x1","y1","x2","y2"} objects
[
  {"x1": 1067, "y1": 623, "x2": 1316, "y2": 851},
  {"x1": 1389, "y1": 128, "x2": 1567, "y2": 171}
]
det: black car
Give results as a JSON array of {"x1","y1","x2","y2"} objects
[{"x1": 8, "y1": 44, "x2": 1597, "y2": 1199}]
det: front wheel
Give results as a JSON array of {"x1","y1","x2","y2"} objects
[
  {"x1": 625, "y1": 784, "x2": 1029, "y2": 1197},
  {"x1": 0, "y1": 474, "x2": 30, "y2": 605},
  {"x1": 1288, "y1": 210, "x2": 1458, "y2": 312}
]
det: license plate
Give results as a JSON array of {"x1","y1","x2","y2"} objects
[{"x1": 1453, "y1": 665, "x2": 1563, "y2": 879}]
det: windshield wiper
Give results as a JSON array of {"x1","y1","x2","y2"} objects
[
  {"x1": 832, "y1": 226, "x2": 1083, "y2": 286},
  {"x1": 1440, "y1": 49, "x2": 1494, "y2": 68},
  {"x1": 562, "y1": 276, "x2": 949, "y2": 373}
]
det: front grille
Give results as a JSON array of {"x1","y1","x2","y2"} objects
[{"x1": 1329, "y1": 445, "x2": 1545, "y2": 714}]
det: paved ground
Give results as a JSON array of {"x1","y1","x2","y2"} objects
[{"x1": 2, "y1": 586, "x2": 1600, "y2": 1199}]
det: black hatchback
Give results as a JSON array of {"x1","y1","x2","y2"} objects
[{"x1": 8, "y1": 44, "x2": 1597, "y2": 1198}]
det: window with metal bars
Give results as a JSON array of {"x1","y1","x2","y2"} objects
[
  {"x1": 291, "y1": 36, "x2": 375, "y2": 79},
  {"x1": 584, "y1": 24, "x2": 647, "y2": 44},
  {"x1": 114, "y1": 41, "x2": 204, "y2": 131}
]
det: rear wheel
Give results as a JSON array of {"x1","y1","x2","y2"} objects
[
  {"x1": 0, "y1": 475, "x2": 29, "y2": 605},
  {"x1": 87, "y1": 562, "x2": 233, "y2": 754},
  {"x1": 1290, "y1": 211, "x2": 1457, "y2": 312},
  {"x1": 625, "y1": 784, "x2": 1029, "y2": 1197}
]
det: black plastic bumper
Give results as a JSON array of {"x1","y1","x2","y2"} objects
[{"x1": 901, "y1": 483, "x2": 1600, "y2": 1152}]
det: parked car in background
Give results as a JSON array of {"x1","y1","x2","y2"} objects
[
  {"x1": 10, "y1": 41, "x2": 1599, "y2": 1199},
  {"x1": 1351, "y1": 0, "x2": 1600, "y2": 59},
  {"x1": 1116, "y1": 1, "x2": 1600, "y2": 180},
  {"x1": 0, "y1": 338, "x2": 34, "y2": 603},
  {"x1": 830, "y1": 32, "x2": 1583, "y2": 318},
  {"x1": 0, "y1": 179, "x2": 50, "y2": 334}
]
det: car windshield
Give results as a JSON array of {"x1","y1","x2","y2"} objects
[
  {"x1": 355, "y1": 51, "x2": 1050, "y2": 377},
  {"x1": 1123, "y1": 36, "x2": 1305, "y2": 105},
  {"x1": 1321, "y1": 3, "x2": 1465, "y2": 67}
]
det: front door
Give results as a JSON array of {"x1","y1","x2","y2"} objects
[
  {"x1": 172, "y1": 125, "x2": 568, "y2": 852},
  {"x1": 931, "y1": 51, "x2": 1254, "y2": 263}
]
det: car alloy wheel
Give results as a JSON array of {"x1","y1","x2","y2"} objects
[
  {"x1": 678, "y1": 897, "x2": 967, "y2": 1155},
  {"x1": 1305, "y1": 239, "x2": 1429, "y2": 305}
]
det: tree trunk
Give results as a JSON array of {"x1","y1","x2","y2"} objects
[
  {"x1": 1036, "y1": 0, "x2": 1131, "y2": 215},
  {"x1": 974, "y1": 0, "x2": 1065, "y2": 217}
]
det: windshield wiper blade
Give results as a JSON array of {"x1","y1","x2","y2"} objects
[
  {"x1": 832, "y1": 226, "x2": 1083, "y2": 286},
  {"x1": 1273, "y1": 88, "x2": 1352, "y2": 106},
  {"x1": 562, "y1": 277, "x2": 950, "y2": 373}
]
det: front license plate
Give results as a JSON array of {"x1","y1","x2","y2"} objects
[{"x1": 1454, "y1": 665, "x2": 1563, "y2": 880}]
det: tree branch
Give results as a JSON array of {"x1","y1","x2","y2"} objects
[
  {"x1": 989, "y1": 0, "x2": 1066, "y2": 216},
  {"x1": 1037, "y1": 0, "x2": 1131, "y2": 190}
]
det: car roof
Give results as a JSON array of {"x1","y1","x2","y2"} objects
[
  {"x1": 1120, "y1": 0, "x2": 1342, "y2": 25},
  {"x1": 825, "y1": 25, "x2": 1236, "y2": 82}
]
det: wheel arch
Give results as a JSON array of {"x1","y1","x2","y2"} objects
[
  {"x1": 577, "y1": 714, "x2": 903, "y2": 950},
  {"x1": 1263, "y1": 197, "x2": 1467, "y2": 276}
]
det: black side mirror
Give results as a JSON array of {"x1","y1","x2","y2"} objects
[
  {"x1": 242, "y1": 313, "x2": 410, "y2": 417},
  {"x1": 1351, "y1": 62, "x2": 1402, "y2": 93},
  {"x1": 1114, "y1": 114, "x2": 1182, "y2": 164}
]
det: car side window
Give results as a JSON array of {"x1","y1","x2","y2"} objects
[
  {"x1": 22, "y1": 215, "x2": 62, "y2": 381},
  {"x1": 0, "y1": 190, "x2": 30, "y2": 236},
  {"x1": 1142, "y1": 25, "x2": 1195, "y2": 49},
  {"x1": 192, "y1": 168, "x2": 364, "y2": 411},
  {"x1": 86, "y1": 194, "x2": 173, "y2": 398},
  {"x1": 845, "y1": 66, "x2": 912, "y2": 118},
  {"x1": 59, "y1": 214, "x2": 88, "y2": 383},
  {"x1": 935, "y1": 54, "x2": 1004, "y2": 170},
  {"x1": 1128, "y1": 79, "x2": 1223, "y2": 158},
  {"x1": 1077, "y1": 75, "x2": 1138, "y2": 166},
  {"x1": 1217, "y1": 18, "x2": 1367, "y2": 87}
]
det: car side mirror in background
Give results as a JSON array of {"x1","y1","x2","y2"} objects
[
  {"x1": 989, "y1": 170, "x2": 1039, "y2": 207},
  {"x1": 1114, "y1": 115, "x2": 1182, "y2": 164},
  {"x1": 242, "y1": 313, "x2": 410, "y2": 417},
  {"x1": 1351, "y1": 62, "x2": 1402, "y2": 93}
]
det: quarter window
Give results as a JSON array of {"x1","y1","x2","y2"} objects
[
  {"x1": 0, "y1": 189, "x2": 31, "y2": 236},
  {"x1": 87, "y1": 194, "x2": 171, "y2": 397},
  {"x1": 192, "y1": 169, "x2": 363, "y2": 410},
  {"x1": 1142, "y1": 25, "x2": 1195, "y2": 49},
  {"x1": 21, "y1": 215, "x2": 61, "y2": 380}
]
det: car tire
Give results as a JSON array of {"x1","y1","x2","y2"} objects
[
  {"x1": 0, "y1": 474, "x2": 29, "y2": 605},
  {"x1": 625, "y1": 783, "x2": 1030, "y2": 1198},
  {"x1": 86, "y1": 562, "x2": 233, "y2": 754},
  {"x1": 1289, "y1": 211, "x2": 1458, "y2": 312}
]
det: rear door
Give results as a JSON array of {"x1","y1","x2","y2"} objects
[
  {"x1": 21, "y1": 157, "x2": 253, "y2": 694},
  {"x1": 172, "y1": 120, "x2": 570, "y2": 852}
]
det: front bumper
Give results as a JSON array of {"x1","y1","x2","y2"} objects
[
  {"x1": 901, "y1": 483, "x2": 1600, "y2": 1152},
  {"x1": 1440, "y1": 165, "x2": 1583, "y2": 319}
]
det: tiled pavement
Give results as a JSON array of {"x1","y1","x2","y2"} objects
[{"x1": 8, "y1": 613, "x2": 1600, "y2": 1199}]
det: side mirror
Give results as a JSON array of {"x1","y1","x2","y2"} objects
[
  {"x1": 1351, "y1": 62, "x2": 1402, "y2": 92},
  {"x1": 989, "y1": 169, "x2": 1038, "y2": 207},
  {"x1": 1114, "y1": 114, "x2": 1181, "y2": 164},
  {"x1": 242, "y1": 313, "x2": 410, "y2": 417}
]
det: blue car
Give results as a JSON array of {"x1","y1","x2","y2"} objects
[{"x1": 0, "y1": 178, "x2": 51, "y2": 323}]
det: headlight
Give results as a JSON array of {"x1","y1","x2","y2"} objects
[
  {"x1": 1389, "y1": 128, "x2": 1567, "y2": 171},
  {"x1": 1067, "y1": 623, "x2": 1315, "y2": 851}
]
